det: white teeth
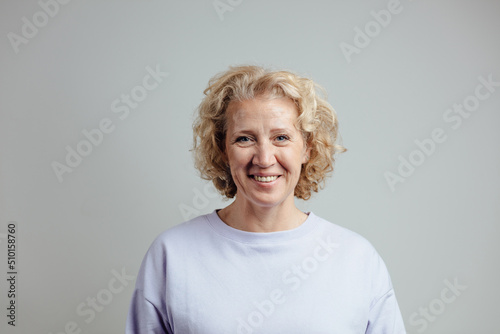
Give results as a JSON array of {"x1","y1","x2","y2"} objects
[{"x1": 253, "y1": 175, "x2": 278, "y2": 182}]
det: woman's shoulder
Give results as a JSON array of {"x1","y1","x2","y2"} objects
[
  {"x1": 310, "y1": 213, "x2": 380, "y2": 255},
  {"x1": 150, "y1": 212, "x2": 213, "y2": 247},
  {"x1": 311, "y1": 213, "x2": 393, "y2": 283}
]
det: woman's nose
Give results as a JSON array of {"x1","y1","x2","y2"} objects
[{"x1": 252, "y1": 142, "x2": 276, "y2": 167}]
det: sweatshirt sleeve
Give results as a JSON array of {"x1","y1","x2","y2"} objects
[
  {"x1": 365, "y1": 288, "x2": 406, "y2": 334},
  {"x1": 365, "y1": 249, "x2": 406, "y2": 334},
  {"x1": 126, "y1": 237, "x2": 172, "y2": 334}
]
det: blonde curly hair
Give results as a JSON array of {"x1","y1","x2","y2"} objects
[{"x1": 191, "y1": 65, "x2": 346, "y2": 200}]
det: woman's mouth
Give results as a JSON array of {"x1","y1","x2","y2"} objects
[{"x1": 251, "y1": 175, "x2": 279, "y2": 183}]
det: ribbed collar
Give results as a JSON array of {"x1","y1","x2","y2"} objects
[{"x1": 205, "y1": 209, "x2": 319, "y2": 244}]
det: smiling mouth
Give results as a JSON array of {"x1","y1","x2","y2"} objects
[{"x1": 251, "y1": 175, "x2": 280, "y2": 182}]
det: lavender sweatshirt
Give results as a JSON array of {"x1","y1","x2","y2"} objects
[{"x1": 126, "y1": 210, "x2": 406, "y2": 333}]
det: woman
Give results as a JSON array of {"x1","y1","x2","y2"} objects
[{"x1": 126, "y1": 65, "x2": 406, "y2": 333}]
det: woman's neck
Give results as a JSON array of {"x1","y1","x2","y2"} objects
[{"x1": 217, "y1": 197, "x2": 308, "y2": 232}]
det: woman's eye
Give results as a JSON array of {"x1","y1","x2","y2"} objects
[
  {"x1": 236, "y1": 136, "x2": 250, "y2": 142},
  {"x1": 276, "y1": 135, "x2": 289, "y2": 142}
]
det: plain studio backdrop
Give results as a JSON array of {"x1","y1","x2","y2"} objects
[{"x1": 1, "y1": 0, "x2": 499, "y2": 333}]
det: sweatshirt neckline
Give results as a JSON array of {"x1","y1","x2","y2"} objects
[{"x1": 205, "y1": 209, "x2": 318, "y2": 244}]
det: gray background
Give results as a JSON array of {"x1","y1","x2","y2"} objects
[{"x1": 1, "y1": 0, "x2": 499, "y2": 333}]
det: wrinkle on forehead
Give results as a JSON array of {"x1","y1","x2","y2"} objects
[{"x1": 226, "y1": 97, "x2": 299, "y2": 131}]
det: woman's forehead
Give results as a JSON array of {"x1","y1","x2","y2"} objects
[{"x1": 226, "y1": 98, "x2": 298, "y2": 121}]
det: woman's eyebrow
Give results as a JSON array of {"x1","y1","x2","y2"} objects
[
  {"x1": 270, "y1": 127, "x2": 293, "y2": 133},
  {"x1": 231, "y1": 126, "x2": 294, "y2": 134},
  {"x1": 230, "y1": 129, "x2": 254, "y2": 135}
]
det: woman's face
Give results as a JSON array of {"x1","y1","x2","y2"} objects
[{"x1": 223, "y1": 96, "x2": 310, "y2": 209}]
